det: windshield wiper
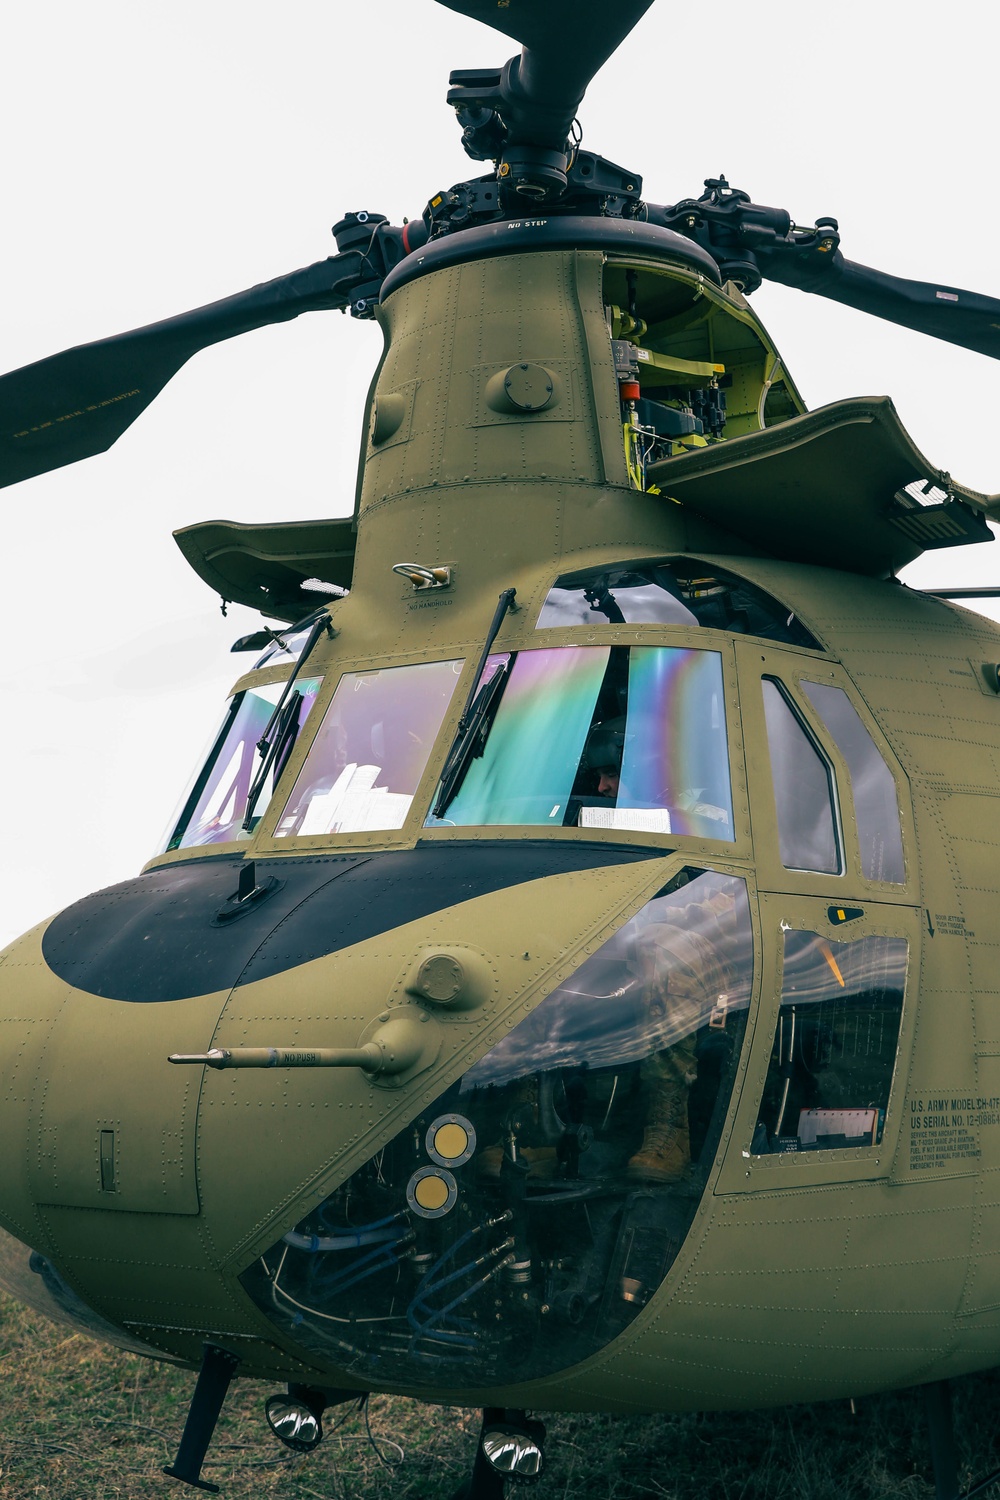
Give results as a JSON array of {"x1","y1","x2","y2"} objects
[
  {"x1": 230, "y1": 605, "x2": 330, "y2": 656},
  {"x1": 433, "y1": 587, "x2": 517, "y2": 820},
  {"x1": 433, "y1": 658, "x2": 512, "y2": 817},
  {"x1": 241, "y1": 611, "x2": 334, "y2": 831}
]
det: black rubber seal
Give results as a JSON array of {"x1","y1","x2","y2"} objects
[{"x1": 379, "y1": 215, "x2": 722, "y2": 301}]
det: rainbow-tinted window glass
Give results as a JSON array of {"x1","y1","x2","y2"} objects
[
  {"x1": 164, "y1": 677, "x2": 322, "y2": 850},
  {"x1": 425, "y1": 645, "x2": 733, "y2": 839},
  {"x1": 276, "y1": 659, "x2": 464, "y2": 836}
]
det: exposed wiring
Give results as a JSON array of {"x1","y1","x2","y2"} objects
[
  {"x1": 600, "y1": 1073, "x2": 620, "y2": 1132},
  {"x1": 566, "y1": 116, "x2": 583, "y2": 172},
  {"x1": 264, "y1": 1247, "x2": 410, "y2": 1329},
  {"x1": 362, "y1": 1396, "x2": 404, "y2": 1470},
  {"x1": 308, "y1": 1234, "x2": 414, "y2": 1296}
]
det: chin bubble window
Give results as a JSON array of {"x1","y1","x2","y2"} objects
[
  {"x1": 275, "y1": 659, "x2": 464, "y2": 837},
  {"x1": 162, "y1": 676, "x2": 323, "y2": 850},
  {"x1": 241, "y1": 869, "x2": 754, "y2": 1388},
  {"x1": 425, "y1": 644, "x2": 734, "y2": 840},
  {"x1": 753, "y1": 929, "x2": 908, "y2": 1155}
]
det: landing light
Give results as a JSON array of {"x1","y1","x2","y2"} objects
[
  {"x1": 264, "y1": 1391, "x2": 325, "y2": 1452},
  {"x1": 481, "y1": 1414, "x2": 546, "y2": 1479}
]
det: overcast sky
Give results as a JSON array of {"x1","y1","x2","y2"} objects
[{"x1": 2, "y1": 0, "x2": 998, "y2": 948}]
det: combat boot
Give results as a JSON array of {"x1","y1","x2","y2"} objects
[{"x1": 627, "y1": 1074, "x2": 690, "y2": 1183}]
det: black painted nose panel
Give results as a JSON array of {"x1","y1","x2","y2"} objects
[{"x1": 41, "y1": 842, "x2": 659, "y2": 1002}]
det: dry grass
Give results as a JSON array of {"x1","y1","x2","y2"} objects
[{"x1": 2, "y1": 1290, "x2": 999, "y2": 1500}]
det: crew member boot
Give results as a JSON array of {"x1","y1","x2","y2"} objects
[{"x1": 627, "y1": 1074, "x2": 691, "y2": 1183}]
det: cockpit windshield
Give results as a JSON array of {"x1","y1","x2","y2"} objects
[
  {"x1": 275, "y1": 659, "x2": 464, "y2": 837},
  {"x1": 426, "y1": 645, "x2": 734, "y2": 840}
]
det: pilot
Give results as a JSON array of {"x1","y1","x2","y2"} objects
[
  {"x1": 581, "y1": 717, "x2": 626, "y2": 800},
  {"x1": 581, "y1": 723, "x2": 735, "y2": 1182},
  {"x1": 581, "y1": 715, "x2": 730, "y2": 832},
  {"x1": 627, "y1": 897, "x2": 733, "y2": 1182}
]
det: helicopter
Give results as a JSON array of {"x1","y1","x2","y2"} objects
[{"x1": 5, "y1": 2, "x2": 1000, "y2": 1498}]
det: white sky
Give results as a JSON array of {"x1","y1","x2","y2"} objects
[{"x1": 1, "y1": 0, "x2": 998, "y2": 948}]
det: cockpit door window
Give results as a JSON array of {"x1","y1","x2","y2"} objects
[
  {"x1": 753, "y1": 926, "x2": 907, "y2": 1155},
  {"x1": 761, "y1": 677, "x2": 841, "y2": 874},
  {"x1": 717, "y1": 895, "x2": 919, "y2": 1193},
  {"x1": 801, "y1": 681, "x2": 905, "y2": 884}
]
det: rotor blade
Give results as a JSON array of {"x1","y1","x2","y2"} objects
[
  {"x1": 0, "y1": 258, "x2": 356, "y2": 491},
  {"x1": 760, "y1": 252, "x2": 1000, "y2": 361},
  {"x1": 439, "y1": 0, "x2": 655, "y2": 146}
]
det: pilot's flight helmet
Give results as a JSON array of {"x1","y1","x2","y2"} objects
[{"x1": 581, "y1": 716, "x2": 627, "y2": 773}]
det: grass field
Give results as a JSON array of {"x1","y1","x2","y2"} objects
[{"x1": 2, "y1": 1290, "x2": 999, "y2": 1500}]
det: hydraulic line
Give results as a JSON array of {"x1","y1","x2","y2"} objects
[
  {"x1": 284, "y1": 1212, "x2": 407, "y2": 1252},
  {"x1": 406, "y1": 1220, "x2": 514, "y2": 1347},
  {"x1": 308, "y1": 1232, "x2": 414, "y2": 1296},
  {"x1": 408, "y1": 1244, "x2": 515, "y2": 1347}
]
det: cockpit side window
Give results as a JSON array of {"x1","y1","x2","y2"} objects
[
  {"x1": 753, "y1": 928, "x2": 907, "y2": 1154},
  {"x1": 801, "y1": 681, "x2": 905, "y2": 884},
  {"x1": 762, "y1": 678, "x2": 841, "y2": 874},
  {"x1": 538, "y1": 558, "x2": 821, "y2": 649}
]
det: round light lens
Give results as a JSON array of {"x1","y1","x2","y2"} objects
[
  {"x1": 426, "y1": 1113, "x2": 477, "y2": 1166},
  {"x1": 265, "y1": 1396, "x2": 323, "y2": 1452},
  {"x1": 482, "y1": 1429, "x2": 544, "y2": 1477},
  {"x1": 406, "y1": 1166, "x2": 458, "y2": 1218}
]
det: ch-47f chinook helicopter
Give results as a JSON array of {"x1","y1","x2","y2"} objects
[{"x1": 5, "y1": 1, "x2": 1000, "y2": 1496}]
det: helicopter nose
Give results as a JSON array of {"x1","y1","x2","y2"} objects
[
  {"x1": 35, "y1": 843, "x2": 659, "y2": 1005},
  {"x1": 0, "y1": 840, "x2": 668, "y2": 1340}
]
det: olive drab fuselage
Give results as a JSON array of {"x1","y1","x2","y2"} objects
[{"x1": 2, "y1": 235, "x2": 1000, "y2": 1415}]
